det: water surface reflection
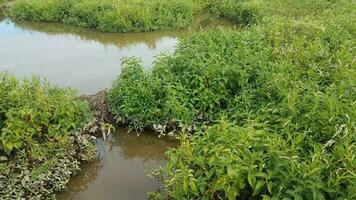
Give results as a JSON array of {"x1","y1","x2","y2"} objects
[
  {"x1": 57, "y1": 128, "x2": 178, "y2": 200},
  {"x1": 0, "y1": 19, "x2": 180, "y2": 94},
  {"x1": 0, "y1": 15, "x2": 233, "y2": 94}
]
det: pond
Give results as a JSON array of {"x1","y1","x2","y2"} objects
[
  {"x1": 0, "y1": 15, "x2": 233, "y2": 95},
  {"x1": 0, "y1": 19, "x2": 181, "y2": 94},
  {"x1": 0, "y1": 13, "x2": 232, "y2": 200}
]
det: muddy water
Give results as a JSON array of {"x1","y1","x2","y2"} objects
[
  {"x1": 0, "y1": 15, "x2": 233, "y2": 94},
  {"x1": 0, "y1": 12, "x2": 232, "y2": 200},
  {"x1": 57, "y1": 129, "x2": 178, "y2": 200},
  {"x1": 0, "y1": 19, "x2": 181, "y2": 94}
]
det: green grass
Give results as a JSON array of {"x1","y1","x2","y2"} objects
[{"x1": 0, "y1": 73, "x2": 94, "y2": 199}]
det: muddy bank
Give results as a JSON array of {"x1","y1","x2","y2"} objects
[{"x1": 81, "y1": 90, "x2": 110, "y2": 122}]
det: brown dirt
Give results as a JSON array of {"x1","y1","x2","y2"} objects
[{"x1": 81, "y1": 89, "x2": 111, "y2": 122}]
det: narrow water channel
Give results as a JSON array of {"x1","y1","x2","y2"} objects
[
  {"x1": 57, "y1": 128, "x2": 178, "y2": 200},
  {"x1": 0, "y1": 13, "x2": 233, "y2": 200}
]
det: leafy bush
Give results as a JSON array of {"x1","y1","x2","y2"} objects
[
  {"x1": 206, "y1": 0, "x2": 261, "y2": 25},
  {"x1": 0, "y1": 73, "x2": 94, "y2": 199},
  {"x1": 108, "y1": 58, "x2": 163, "y2": 130},
  {"x1": 9, "y1": 0, "x2": 196, "y2": 33},
  {"x1": 7, "y1": 0, "x2": 74, "y2": 22},
  {"x1": 109, "y1": 17, "x2": 355, "y2": 142},
  {"x1": 159, "y1": 122, "x2": 355, "y2": 199},
  {"x1": 8, "y1": 0, "x2": 354, "y2": 32},
  {"x1": 109, "y1": 12, "x2": 355, "y2": 199}
]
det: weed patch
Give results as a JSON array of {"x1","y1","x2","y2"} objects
[
  {"x1": 156, "y1": 122, "x2": 355, "y2": 199},
  {"x1": 9, "y1": 0, "x2": 196, "y2": 33},
  {"x1": 108, "y1": 6, "x2": 355, "y2": 199},
  {"x1": 0, "y1": 73, "x2": 94, "y2": 199},
  {"x1": 108, "y1": 18, "x2": 355, "y2": 143}
]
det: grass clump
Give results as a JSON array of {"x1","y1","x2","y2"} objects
[
  {"x1": 9, "y1": 0, "x2": 196, "y2": 33},
  {"x1": 0, "y1": 73, "x2": 94, "y2": 199}
]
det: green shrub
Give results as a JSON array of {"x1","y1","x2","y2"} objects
[
  {"x1": 65, "y1": 0, "x2": 113, "y2": 29},
  {"x1": 9, "y1": 0, "x2": 196, "y2": 33},
  {"x1": 108, "y1": 58, "x2": 163, "y2": 130},
  {"x1": 9, "y1": 0, "x2": 74, "y2": 22},
  {"x1": 159, "y1": 122, "x2": 355, "y2": 199},
  {"x1": 0, "y1": 73, "x2": 94, "y2": 199},
  {"x1": 8, "y1": 0, "x2": 354, "y2": 32},
  {"x1": 207, "y1": 0, "x2": 261, "y2": 25},
  {"x1": 108, "y1": 18, "x2": 355, "y2": 142},
  {"x1": 110, "y1": 16, "x2": 355, "y2": 199}
]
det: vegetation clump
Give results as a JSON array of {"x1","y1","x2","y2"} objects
[
  {"x1": 205, "y1": 0, "x2": 261, "y2": 25},
  {"x1": 159, "y1": 121, "x2": 355, "y2": 199},
  {"x1": 0, "y1": 73, "x2": 94, "y2": 199},
  {"x1": 2, "y1": 0, "x2": 355, "y2": 199},
  {"x1": 108, "y1": 2, "x2": 355, "y2": 199},
  {"x1": 8, "y1": 0, "x2": 353, "y2": 33},
  {"x1": 8, "y1": 0, "x2": 197, "y2": 33},
  {"x1": 108, "y1": 18, "x2": 355, "y2": 139},
  {"x1": 8, "y1": 0, "x2": 266, "y2": 33}
]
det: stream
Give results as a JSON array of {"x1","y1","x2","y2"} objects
[{"x1": 0, "y1": 14, "x2": 232, "y2": 200}]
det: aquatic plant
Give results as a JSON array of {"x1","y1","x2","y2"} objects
[{"x1": 0, "y1": 73, "x2": 94, "y2": 199}]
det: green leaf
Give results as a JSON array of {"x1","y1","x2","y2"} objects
[{"x1": 253, "y1": 180, "x2": 265, "y2": 196}]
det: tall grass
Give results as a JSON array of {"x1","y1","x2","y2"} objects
[{"x1": 205, "y1": 0, "x2": 261, "y2": 25}]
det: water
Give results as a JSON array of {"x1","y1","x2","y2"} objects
[
  {"x1": 57, "y1": 128, "x2": 178, "y2": 200},
  {"x1": 0, "y1": 19, "x2": 181, "y2": 94},
  {"x1": 0, "y1": 13, "x2": 232, "y2": 200},
  {"x1": 0, "y1": 15, "x2": 233, "y2": 95}
]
